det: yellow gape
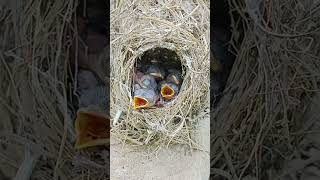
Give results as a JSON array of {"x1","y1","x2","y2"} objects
[
  {"x1": 75, "y1": 110, "x2": 110, "y2": 149},
  {"x1": 161, "y1": 85, "x2": 175, "y2": 100},
  {"x1": 133, "y1": 96, "x2": 150, "y2": 109}
]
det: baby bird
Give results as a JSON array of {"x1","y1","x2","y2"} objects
[
  {"x1": 159, "y1": 81, "x2": 180, "y2": 100},
  {"x1": 146, "y1": 65, "x2": 165, "y2": 81},
  {"x1": 166, "y1": 69, "x2": 182, "y2": 85},
  {"x1": 134, "y1": 71, "x2": 157, "y2": 90},
  {"x1": 75, "y1": 109, "x2": 110, "y2": 149},
  {"x1": 133, "y1": 88, "x2": 158, "y2": 109},
  {"x1": 139, "y1": 75, "x2": 157, "y2": 90}
]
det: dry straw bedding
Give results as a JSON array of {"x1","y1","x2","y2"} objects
[{"x1": 110, "y1": 0, "x2": 210, "y2": 149}]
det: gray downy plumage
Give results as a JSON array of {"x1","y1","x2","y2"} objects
[{"x1": 134, "y1": 88, "x2": 158, "y2": 106}]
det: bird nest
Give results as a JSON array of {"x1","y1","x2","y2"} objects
[{"x1": 110, "y1": 0, "x2": 210, "y2": 149}]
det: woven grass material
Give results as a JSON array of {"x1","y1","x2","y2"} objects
[
  {"x1": 110, "y1": 0, "x2": 210, "y2": 149},
  {"x1": 211, "y1": 0, "x2": 320, "y2": 179}
]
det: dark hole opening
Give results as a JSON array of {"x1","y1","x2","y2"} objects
[{"x1": 136, "y1": 47, "x2": 182, "y2": 72}]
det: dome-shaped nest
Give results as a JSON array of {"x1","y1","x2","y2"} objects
[{"x1": 110, "y1": 0, "x2": 210, "y2": 148}]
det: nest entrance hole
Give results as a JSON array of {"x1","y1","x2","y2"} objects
[{"x1": 133, "y1": 47, "x2": 184, "y2": 104}]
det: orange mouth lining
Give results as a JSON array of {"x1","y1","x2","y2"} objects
[
  {"x1": 134, "y1": 96, "x2": 149, "y2": 109},
  {"x1": 161, "y1": 85, "x2": 175, "y2": 99},
  {"x1": 75, "y1": 111, "x2": 110, "y2": 149},
  {"x1": 78, "y1": 112, "x2": 109, "y2": 137}
]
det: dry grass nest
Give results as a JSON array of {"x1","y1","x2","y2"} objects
[
  {"x1": 211, "y1": 0, "x2": 320, "y2": 179},
  {"x1": 110, "y1": 0, "x2": 210, "y2": 149}
]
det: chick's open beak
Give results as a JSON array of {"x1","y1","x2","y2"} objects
[
  {"x1": 75, "y1": 110, "x2": 110, "y2": 149},
  {"x1": 161, "y1": 85, "x2": 175, "y2": 100},
  {"x1": 133, "y1": 88, "x2": 157, "y2": 109},
  {"x1": 133, "y1": 96, "x2": 150, "y2": 109}
]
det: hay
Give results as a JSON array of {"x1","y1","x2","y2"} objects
[
  {"x1": 211, "y1": 0, "x2": 320, "y2": 179},
  {"x1": 110, "y1": 0, "x2": 210, "y2": 149}
]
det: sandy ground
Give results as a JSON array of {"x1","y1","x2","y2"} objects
[{"x1": 110, "y1": 115, "x2": 210, "y2": 180}]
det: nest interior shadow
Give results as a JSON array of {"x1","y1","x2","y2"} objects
[
  {"x1": 210, "y1": 0, "x2": 243, "y2": 108},
  {"x1": 137, "y1": 47, "x2": 182, "y2": 71},
  {"x1": 134, "y1": 47, "x2": 184, "y2": 101}
]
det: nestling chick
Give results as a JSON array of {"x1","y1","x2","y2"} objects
[
  {"x1": 138, "y1": 75, "x2": 157, "y2": 90},
  {"x1": 75, "y1": 109, "x2": 110, "y2": 149},
  {"x1": 76, "y1": 85, "x2": 109, "y2": 149},
  {"x1": 133, "y1": 69, "x2": 157, "y2": 90},
  {"x1": 166, "y1": 69, "x2": 182, "y2": 85},
  {"x1": 146, "y1": 65, "x2": 165, "y2": 81},
  {"x1": 133, "y1": 88, "x2": 158, "y2": 109},
  {"x1": 159, "y1": 81, "x2": 180, "y2": 100}
]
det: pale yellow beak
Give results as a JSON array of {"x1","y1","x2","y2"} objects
[
  {"x1": 150, "y1": 72, "x2": 163, "y2": 79},
  {"x1": 172, "y1": 75, "x2": 180, "y2": 85}
]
